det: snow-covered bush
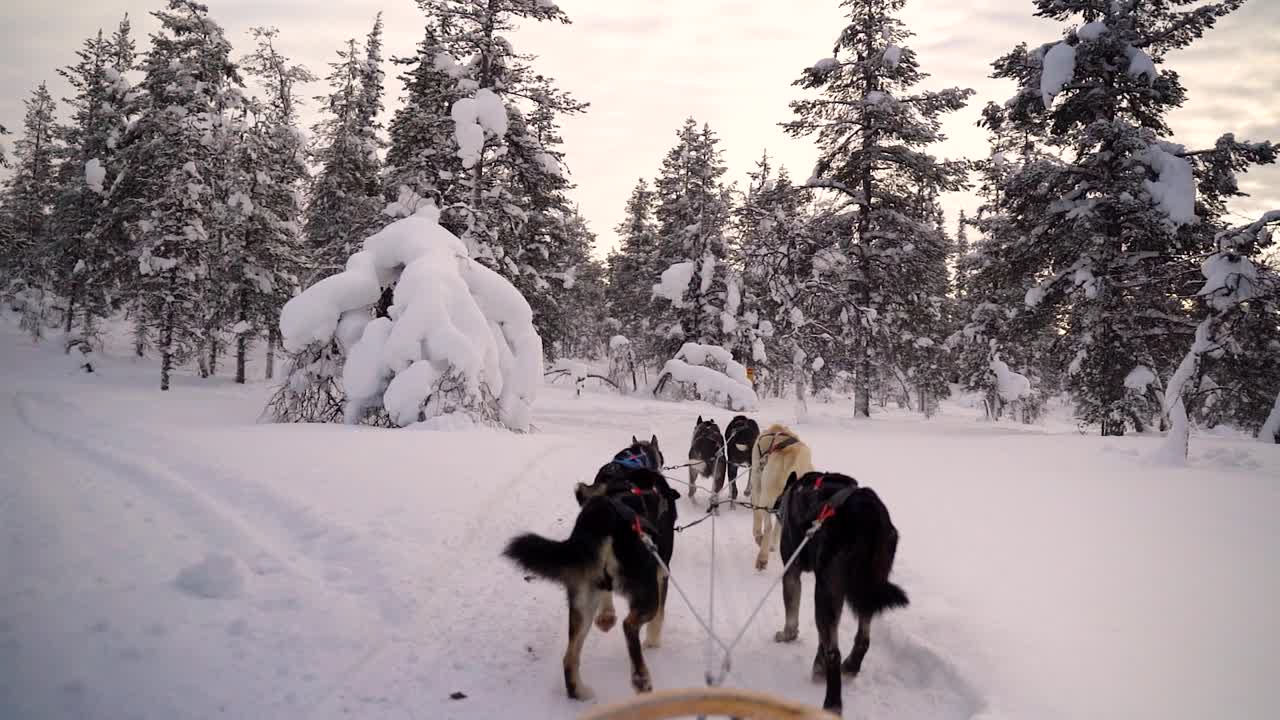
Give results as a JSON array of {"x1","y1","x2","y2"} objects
[
  {"x1": 654, "y1": 342, "x2": 758, "y2": 411},
  {"x1": 274, "y1": 204, "x2": 542, "y2": 430},
  {"x1": 608, "y1": 335, "x2": 638, "y2": 392}
]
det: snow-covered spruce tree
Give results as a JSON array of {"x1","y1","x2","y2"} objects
[
  {"x1": 784, "y1": 0, "x2": 972, "y2": 418},
  {"x1": 104, "y1": 0, "x2": 246, "y2": 390},
  {"x1": 416, "y1": 0, "x2": 587, "y2": 349},
  {"x1": 501, "y1": 75, "x2": 590, "y2": 358},
  {"x1": 605, "y1": 179, "x2": 660, "y2": 362},
  {"x1": 1, "y1": 83, "x2": 62, "y2": 339},
  {"x1": 888, "y1": 198, "x2": 955, "y2": 417},
  {"x1": 982, "y1": 0, "x2": 1274, "y2": 435},
  {"x1": 276, "y1": 203, "x2": 542, "y2": 431},
  {"x1": 304, "y1": 18, "x2": 385, "y2": 279},
  {"x1": 232, "y1": 27, "x2": 314, "y2": 384},
  {"x1": 1157, "y1": 211, "x2": 1280, "y2": 458},
  {"x1": 953, "y1": 119, "x2": 1064, "y2": 424},
  {"x1": 552, "y1": 209, "x2": 609, "y2": 359},
  {"x1": 735, "y1": 154, "x2": 824, "y2": 410},
  {"x1": 385, "y1": 17, "x2": 467, "y2": 233},
  {"x1": 48, "y1": 17, "x2": 137, "y2": 350},
  {"x1": 649, "y1": 119, "x2": 741, "y2": 362}
]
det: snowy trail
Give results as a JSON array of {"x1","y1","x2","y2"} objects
[{"x1": 3, "y1": 325, "x2": 1279, "y2": 719}]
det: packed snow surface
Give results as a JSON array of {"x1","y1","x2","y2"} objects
[{"x1": 1, "y1": 318, "x2": 1277, "y2": 719}]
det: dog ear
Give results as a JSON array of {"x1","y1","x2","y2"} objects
[
  {"x1": 785, "y1": 471, "x2": 799, "y2": 490},
  {"x1": 650, "y1": 434, "x2": 659, "y2": 449},
  {"x1": 697, "y1": 415, "x2": 703, "y2": 424},
  {"x1": 632, "y1": 435, "x2": 639, "y2": 445}
]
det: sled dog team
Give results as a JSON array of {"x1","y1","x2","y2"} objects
[{"x1": 503, "y1": 415, "x2": 908, "y2": 715}]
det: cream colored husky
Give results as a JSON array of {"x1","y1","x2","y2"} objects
[{"x1": 748, "y1": 423, "x2": 814, "y2": 570}]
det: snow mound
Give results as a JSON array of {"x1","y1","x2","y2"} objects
[
  {"x1": 1126, "y1": 47, "x2": 1157, "y2": 85},
  {"x1": 278, "y1": 205, "x2": 542, "y2": 431},
  {"x1": 85, "y1": 158, "x2": 105, "y2": 194},
  {"x1": 451, "y1": 89, "x2": 508, "y2": 170},
  {"x1": 657, "y1": 342, "x2": 757, "y2": 411},
  {"x1": 1141, "y1": 144, "x2": 1196, "y2": 226},
  {"x1": 175, "y1": 554, "x2": 243, "y2": 599},
  {"x1": 1198, "y1": 253, "x2": 1256, "y2": 310},
  {"x1": 1124, "y1": 365, "x2": 1156, "y2": 390},
  {"x1": 653, "y1": 261, "x2": 696, "y2": 306},
  {"x1": 990, "y1": 357, "x2": 1031, "y2": 402},
  {"x1": 1076, "y1": 21, "x2": 1108, "y2": 41},
  {"x1": 1040, "y1": 41, "x2": 1076, "y2": 108}
]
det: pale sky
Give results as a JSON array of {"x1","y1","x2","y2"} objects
[{"x1": 2, "y1": 0, "x2": 1277, "y2": 256}]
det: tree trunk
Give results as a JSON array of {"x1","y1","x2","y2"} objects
[
  {"x1": 1260, "y1": 387, "x2": 1280, "y2": 444},
  {"x1": 63, "y1": 286, "x2": 76, "y2": 341},
  {"x1": 208, "y1": 338, "x2": 219, "y2": 377},
  {"x1": 794, "y1": 373, "x2": 808, "y2": 424},
  {"x1": 854, "y1": 349, "x2": 871, "y2": 418},
  {"x1": 197, "y1": 343, "x2": 210, "y2": 379},
  {"x1": 235, "y1": 292, "x2": 248, "y2": 385},
  {"x1": 160, "y1": 284, "x2": 175, "y2": 391},
  {"x1": 265, "y1": 328, "x2": 277, "y2": 381},
  {"x1": 135, "y1": 323, "x2": 146, "y2": 357}
]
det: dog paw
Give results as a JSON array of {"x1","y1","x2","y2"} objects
[
  {"x1": 755, "y1": 556, "x2": 769, "y2": 571},
  {"x1": 774, "y1": 628, "x2": 799, "y2": 643},
  {"x1": 643, "y1": 636, "x2": 662, "y2": 649},
  {"x1": 840, "y1": 657, "x2": 862, "y2": 676},
  {"x1": 571, "y1": 685, "x2": 595, "y2": 702},
  {"x1": 632, "y1": 673, "x2": 652, "y2": 693},
  {"x1": 594, "y1": 610, "x2": 617, "y2": 633}
]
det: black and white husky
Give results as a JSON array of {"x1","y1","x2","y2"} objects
[
  {"x1": 773, "y1": 470, "x2": 909, "y2": 714},
  {"x1": 504, "y1": 437, "x2": 679, "y2": 701},
  {"x1": 723, "y1": 414, "x2": 759, "y2": 500},
  {"x1": 686, "y1": 416, "x2": 725, "y2": 504}
]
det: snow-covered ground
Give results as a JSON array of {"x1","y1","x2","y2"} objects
[{"x1": 2, "y1": 316, "x2": 1278, "y2": 720}]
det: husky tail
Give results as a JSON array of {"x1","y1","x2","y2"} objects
[
  {"x1": 503, "y1": 500, "x2": 611, "y2": 582},
  {"x1": 837, "y1": 487, "x2": 910, "y2": 616}
]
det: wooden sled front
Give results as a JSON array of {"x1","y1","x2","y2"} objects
[{"x1": 578, "y1": 687, "x2": 839, "y2": 720}]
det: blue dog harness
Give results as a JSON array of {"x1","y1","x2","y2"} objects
[{"x1": 612, "y1": 446, "x2": 654, "y2": 471}]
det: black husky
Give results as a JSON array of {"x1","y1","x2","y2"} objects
[
  {"x1": 723, "y1": 414, "x2": 759, "y2": 499},
  {"x1": 687, "y1": 416, "x2": 726, "y2": 504},
  {"x1": 773, "y1": 470, "x2": 908, "y2": 714},
  {"x1": 504, "y1": 437, "x2": 680, "y2": 701}
]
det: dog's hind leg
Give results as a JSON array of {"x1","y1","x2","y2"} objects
[
  {"x1": 841, "y1": 611, "x2": 873, "y2": 676},
  {"x1": 563, "y1": 587, "x2": 602, "y2": 701},
  {"x1": 774, "y1": 564, "x2": 802, "y2": 643},
  {"x1": 623, "y1": 604, "x2": 658, "y2": 693},
  {"x1": 687, "y1": 463, "x2": 700, "y2": 503},
  {"x1": 813, "y1": 582, "x2": 845, "y2": 712},
  {"x1": 755, "y1": 511, "x2": 774, "y2": 570},
  {"x1": 595, "y1": 591, "x2": 617, "y2": 632},
  {"x1": 726, "y1": 462, "x2": 739, "y2": 500},
  {"x1": 643, "y1": 574, "x2": 667, "y2": 648}
]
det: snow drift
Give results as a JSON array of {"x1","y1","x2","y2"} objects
[
  {"x1": 655, "y1": 342, "x2": 758, "y2": 411},
  {"x1": 278, "y1": 203, "x2": 542, "y2": 430}
]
